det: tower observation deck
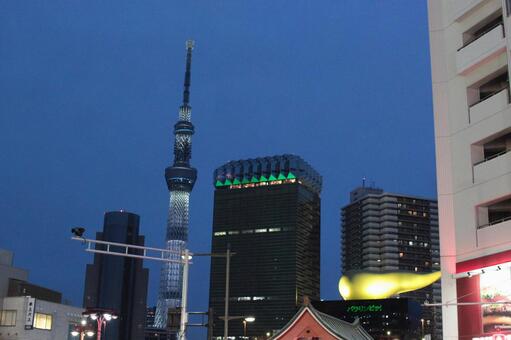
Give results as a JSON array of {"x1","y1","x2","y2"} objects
[{"x1": 154, "y1": 40, "x2": 197, "y2": 329}]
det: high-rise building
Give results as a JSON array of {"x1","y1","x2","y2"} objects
[
  {"x1": 428, "y1": 1, "x2": 511, "y2": 338},
  {"x1": 83, "y1": 211, "x2": 149, "y2": 340},
  {"x1": 208, "y1": 154, "x2": 322, "y2": 339},
  {"x1": 341, "y1": 186, "x2": 441, "y2": 339},
  {"x1": 154, "y1": 40, "x2": 198, "y2": 329}
]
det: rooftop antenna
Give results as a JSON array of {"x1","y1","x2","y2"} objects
[{"x1": 362, "y1": 177, "x2": 366, "y2": 188}]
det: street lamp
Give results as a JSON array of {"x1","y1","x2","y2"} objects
[
  {"x1": 219, "y1": 316, "x2": 255, "y2": 339},
  {"x1": 82, "y1": 308, "x2": 118, "y2": 340},
  {"x1": 70, "y1": 321, "x2": 95, "y2": 340},
  {"x1": 243, "y1": 317, "x2": 255, "y2": 338}
]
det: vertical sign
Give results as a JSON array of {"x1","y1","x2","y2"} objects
[{"x1": 24, "y1": 297, "x2": 36, "y2": 330}]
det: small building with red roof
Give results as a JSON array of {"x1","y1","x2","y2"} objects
[{"x1": 270, "y1": 302, "x2": 373, "y2": 340}]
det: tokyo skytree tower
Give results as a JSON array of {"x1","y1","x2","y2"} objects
[{"x1": 154, "y1": 40, "x2": 197, "y2": 329}]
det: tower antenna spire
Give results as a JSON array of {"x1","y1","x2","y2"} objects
[{"x1": 182, "y1": 40, "x2": 194, "y2": 107}]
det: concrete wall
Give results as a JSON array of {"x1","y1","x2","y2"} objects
[{"x1": 0, "y1": 250, "x2": 28, "y2": 299}]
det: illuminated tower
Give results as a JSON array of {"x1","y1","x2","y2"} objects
[{"x1": 154, "y1": 40, "x2": 197, "y2": 329}]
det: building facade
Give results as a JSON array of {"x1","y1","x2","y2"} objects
[
  {"x1": 83, "y1": 211, "x2": 149, "y2": 340},
  {"x1": 0, "y1": 296, "x2": 83, "y2": 340},
  {"x1": 154, "y1": 40, "x2": 198, "y2": 329},
  {"x1": 428, "y1": 0, "x2": 511, "y2": 338},
  {"x1": 341, "y1": 186, "x2": 441, "y2": 339},
  {"x1": 209, "y1": 154, "x2": 322, "y2": 339}
]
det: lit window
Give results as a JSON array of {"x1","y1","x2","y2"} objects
[
  {"x1": 414, "y1": 267, "x2": 418, "y2": 272},
  {"x1": 34, "y1": 313, "x2": 52, "y2": 330},
  {"x1": 253, "y1": 296, "x2": 265, "y2": 301},
  {"x1": 269, "y1": 228, "x2": 281, "y2": 232},
  {"x1": 228, "y1": 230, "x2": 239, "y2": 235},
  {"x1": 255, "y1": 229, "x2": 267, "y2": 233},
  {"x1": 399, "y1": 252, "x2": 404, "y2": 258},
  {"x1": 241, "y1": 229, "x2": 254, "y2": 234},
  {"x1": 0, "y1": 310, "x2": 16, "y2": 326},
  {"x1": 236, "y1": 297, "x2": 251, "y2": 301},
  {"x1": 214, "y1": 231, "x2": 226, "y2": 237},
  {"x1": 409, "y1": 241, "x2": 413, "y2": 246}
]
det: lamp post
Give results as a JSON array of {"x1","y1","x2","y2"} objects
[
  {"x1": 243, "y1": 317, "x2": 255, "y2": 338},
  {"x1": 218, "y1": 316, "x2": 255, "y2": 339},
  {"x1": 82, "y1": 308, "x2": 118, "y2": 340}
]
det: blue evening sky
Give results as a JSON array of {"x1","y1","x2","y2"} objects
[{"x1": 0, "y1": 1, "x2": 434, "y2": 338}]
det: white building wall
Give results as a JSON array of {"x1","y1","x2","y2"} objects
[
  {"x1": 428, "y1": 0, "x2": 511, "y2": 338},
  {"x1": 0, "y1": 297, "x2": 83, "y2": 340}
]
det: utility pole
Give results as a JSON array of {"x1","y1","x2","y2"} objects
[
  {"x1": 224, "y1": 247, "x2": 231, "y2": 340},
  {"x1": 71, "y1": 236, "x2": 191, "y2": 340},
  {"x1": 192, "y1": 250, "x2": 235, "y2": 340},
  {"x1": 73, "y1": 234, "x2": 235, "y2": 340}
]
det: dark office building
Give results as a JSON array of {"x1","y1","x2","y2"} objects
[
  {"x1": 341, "y1": 186, "x2": 441, "y2": 339},
  {"x1": 83, "y1": 211, "x2": 149, "y2": 340},
  {"x1": 209, "y1": 154, "x2": 322, "y2": 339}
]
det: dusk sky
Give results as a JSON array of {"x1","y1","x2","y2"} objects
[{"x1": 1, "y1": 1, "x2": 435, "y2": 338}]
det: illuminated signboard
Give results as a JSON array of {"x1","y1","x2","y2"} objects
[
  {"x1": 346, "y1": 304, "x2": 383, "y2": 313},
  {"x1": 24, "y1": 297, "x2": 36, "y2": 330},
  {"x1": 480, "y1": 268, "x2": 511, "y2": 333},
  {"x1": 473, "y1": 336, "x2": 511, "y2": 340}
]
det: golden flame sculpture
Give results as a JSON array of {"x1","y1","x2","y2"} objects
[{"x1": 338, "y1": 271, "x2": 441, "y2": 300}]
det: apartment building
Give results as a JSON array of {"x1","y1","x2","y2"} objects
[
  {"x1": 341, "y1": 186, "x2": 441, "y2": 339},
  {"x1": 428, "y1": 1, "x2": 511, "y2": 339}
]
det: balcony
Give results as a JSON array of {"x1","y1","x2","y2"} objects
[
  {"x1": 473, "y1": 131, "x2": 511, "y2": 182},
  {"x1": 477, "y1": 197, "x2": 511, "y2": 229},
  {"x1": 469, "y1": 87, "x2": 509, "y2": 124},
  {"x1": 457, "y1": 23, "x2": 505, "y2": 74},
  {"x1": 477, "y1": 219, "x2": 511, "y2": 248}
]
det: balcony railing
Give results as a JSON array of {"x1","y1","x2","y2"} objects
[
  {"x1": 458, "y1": 22, "x2": 504, "y2": 52},
  {"x1": 478, "y1": 215, "x2": 511, "y2": 229},
  {"x1": 474, "y1": 148, "x2": 510, "y2": 166},
  {"x1": 469, "y1": 85, "x2": 510, "y2": 108}
]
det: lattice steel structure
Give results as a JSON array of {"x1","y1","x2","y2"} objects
[{"x1": 154, "y1": 40, "x2": 197, "y2": 329}]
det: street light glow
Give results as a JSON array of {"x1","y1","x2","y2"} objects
[
  {"x1": 103, "y1": 313, "x2": 112, "y2": 321},
  {"x1": 86, "y1": 331, "x2": 95, "y2": 337},
  {"x1": 71, "y1": 330, "x2": 79, "y2": 336},
  {"x1": 244, "y1": 316, "x2": 255, "y2": 322}
]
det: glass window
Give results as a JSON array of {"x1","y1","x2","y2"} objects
[
  {"x1": 34, "y1": 313, "x2": 52, "y2": 330},
  {"x1": 0, "y1": 310, "x2": 16, "y2": 326}
]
